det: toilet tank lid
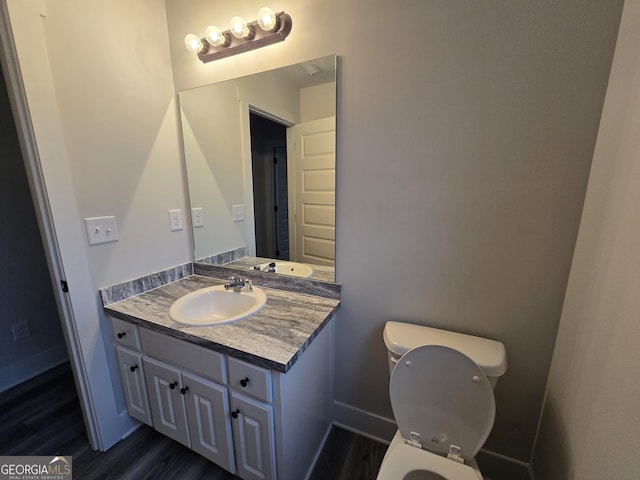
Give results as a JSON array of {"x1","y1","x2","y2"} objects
[{"x1": 383, "y1": 321, "x2": 507, "y2": 377}]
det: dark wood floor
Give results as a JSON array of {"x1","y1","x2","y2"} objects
[{"x1": 0, "y1": 363, "x2": 387, "y2": 479}]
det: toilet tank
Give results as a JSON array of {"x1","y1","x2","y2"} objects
[{"x1": 383, "y1": 321, "x2": 507, "y2": 387}]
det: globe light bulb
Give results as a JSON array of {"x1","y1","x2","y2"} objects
[
  {"x1": 257, "y1": 7, "x2": 277, "y2": 31},
  {"x1": 205, "y1": 25, "x2": 226, "y2": 47},
  {"x1": 184, "y1": 34, "x2": 204, "y2": 53},
  {"x1": 230, "y1": 16, "x2": 249, "y2": 38}
]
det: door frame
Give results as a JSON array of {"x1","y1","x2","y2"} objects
[{"x1": 236, "y1": 86, "x2": 295, "y2": 257}]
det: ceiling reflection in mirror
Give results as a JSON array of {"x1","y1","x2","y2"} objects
[{"x1": 178, "y1": 55, "x2": 337, "y2": 282}]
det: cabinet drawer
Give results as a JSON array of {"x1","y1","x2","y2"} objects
[
  {"x1": 111, "y1": 317, "x2": 141, "y2": 350},
  {"x1": 228, "y1": 357, "x2": 272, "y2": 403},
  {"x1": 140, "y1": 328, "x2": 226, "y2": 384}
]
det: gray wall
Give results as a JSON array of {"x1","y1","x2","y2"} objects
[
  {"x1": 167, "y1": 0, "x2": 623, "y2": 462},
  {"x1": 0, "y1": 71, "x2": 66, "y2": 390},
  {"x1": 533, "y1": 1, "x2": 640, "y2": 477}
]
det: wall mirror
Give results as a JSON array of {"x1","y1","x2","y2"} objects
[{"x1": 178, "y1": 55, "x2": 337, "y2": 282}]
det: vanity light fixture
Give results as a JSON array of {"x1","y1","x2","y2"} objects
[{"x1": 184, "y1": 7, "x2": 292, "y2": 64}]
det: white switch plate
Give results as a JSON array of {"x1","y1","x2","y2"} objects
[
  {"x1": 84, "y1": 216, "x2": 119, "y2": 245},
  {"x1": 232, "y1": 204, "x2": 245, "y2": 222},
  {"x1": 168, "y1": 209, "x2": 183, "y2": 231},
  {"x1": 192, "y1": 207, "x2": 204, "y2": 228}
]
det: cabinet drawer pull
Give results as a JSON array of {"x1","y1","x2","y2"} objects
[
  {"x1": 117, "y1": 332, "x2": 126, "y2": 339},
  {"x1": 231, "y1": 409, "x2": 240, "y2": 419},
  {"x1": 180, "y1": 386, "x2": 189, "y2": 395},
  {"x1": 129, "y1": 365, "x2": 138, "y2": 372},
  {"x1": 240, "y1": 377, "x2": 250, "y2": 387},
  {"x1": 169, "y1": 382, "x2": 177, "y2": 390}
]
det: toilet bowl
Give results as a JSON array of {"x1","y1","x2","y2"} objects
[{"x1": 377, "y1": 322, "x2": 507, "y2": 480}]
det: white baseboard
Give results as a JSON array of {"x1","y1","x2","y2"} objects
[
  {"x1": 0, "y1": 344, "x2": 68, "y2": 392},
  {"x1": 332, "y1": 400, "x2": 396, "y2": 445}
]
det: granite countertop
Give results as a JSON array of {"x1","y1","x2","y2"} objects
[{"x1": 104, "y1": 274, "x2": 340, "y2": 373}]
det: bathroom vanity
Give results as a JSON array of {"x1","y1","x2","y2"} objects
[{"x1": 103, "y1": 274, "x2": 340, "y2": 480}]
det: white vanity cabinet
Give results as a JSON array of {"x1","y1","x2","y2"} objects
[
  {"x1": 115, "y1": 346, "x2": 152, "y2": 425},
  {"x1": 109, "y1": 316, "x2": 333, "y2": 480},
  {"x1": 143, "y1": 356, "x2": 236, "y2": 472},
  {"x1": 112, "y1": 317, "x2": 152, "y2": 426},
  {"x1": 140, "y1": 328, "x2": 236, "y2": 473},
  {"x1": 228, "y1": 358, "x2": 277, "y2": 480}
]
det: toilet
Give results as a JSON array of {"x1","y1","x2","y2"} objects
[{"x1": 377, "y1": 321, "x2": 507, "y2": 480}]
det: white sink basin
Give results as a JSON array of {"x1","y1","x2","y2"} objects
[
  {"x1": 253, "y1": 261, "x2": 313, "y2": 278},
  {"x1": 169, "y1": 285, "x2": 267, "y2": 326}
]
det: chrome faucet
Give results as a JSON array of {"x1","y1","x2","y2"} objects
[
  {"x1": 224, "y1": 276, "x2": 253, "y2": 292},
  {"x1": 253, "y1": 262, "x2": 277, "y2": 273}
]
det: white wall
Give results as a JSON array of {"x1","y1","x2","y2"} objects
[
  {"x1": 166, "y1": 0, "x2": 623, "y2": 461},
  {"x1": 39, "y1": 0, "x2": 190, "y2": 288},
  {"x1": 533, "y1": 1, "x2": 640, "y2": 478}
]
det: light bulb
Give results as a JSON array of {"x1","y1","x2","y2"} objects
[
  {"x1": 205, "y1": 25, "x2": 227, "y2": 47},
  {"x1": 184, "y1": 34, "x2": 204, "y2": 53},
  {"x1": 230, "y1": 16, "x2": 250, "y2": 38},
  {"x1": 257, "y1": 7, "x2": 277, "y2": 31}
]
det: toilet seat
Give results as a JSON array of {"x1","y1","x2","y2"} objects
[
  {"x1": 377, "y1": 433, "x2": 482, "y2": 480},
  {"x1": 389, "y1": 345, "x2": 495, "y2": 462}
]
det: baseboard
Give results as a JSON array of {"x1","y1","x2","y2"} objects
[
  {"x1": 0, "y1": 344, "x2": 68, "y2": 392},
  {"x1": 476, "y1": 449, "x2": 535, "y2": 480},
  {"x1": 332, "y1": 400, "x2": 396, "y2": 445},
  {"x1": 333, "y1": 400, "x2": 535, "y2": 480}
]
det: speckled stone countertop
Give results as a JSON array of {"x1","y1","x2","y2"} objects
[{"x1": 104, "y1": 274, "x2": 340, "y2": 373}]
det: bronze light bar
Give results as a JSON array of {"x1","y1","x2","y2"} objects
[{"x1": 195, "y1": 11, "x2": 292, "y2": 64}]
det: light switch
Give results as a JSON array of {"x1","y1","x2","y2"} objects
[
  {"x1": 168, "y1": 209, "x2": 183, "y2": 231},
  {"x1": 232, "y1": 204, "x2": 245, "y2": 222},
  {"x1": 84, "y1": 216, "x2": 119, "y2": 246},
  {"x1": 192, "y1": 207, "x2": 204, "y2": 228}
]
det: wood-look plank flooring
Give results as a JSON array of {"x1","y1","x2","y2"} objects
[{"x1": 0, "y1": 363, "x2": 387, "y2": 479}]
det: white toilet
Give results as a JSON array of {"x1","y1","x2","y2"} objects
[{"x1": 377, "y1": 321, "x2": 507, "y2": 480}]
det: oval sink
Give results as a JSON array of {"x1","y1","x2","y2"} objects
[
  {"x1": 169, "y1": 285, "x2": 267, "y2": 326},
  {"x1": 253, "y1": 261, "x2": 313, "y2": 278}
]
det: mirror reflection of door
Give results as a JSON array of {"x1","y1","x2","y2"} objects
[
  {"x1": 288, "y1": 117, "x2": 336, "y2": 266},
  {"x1": 249, "y1": 112, "x2": 289, "y2": 260}
]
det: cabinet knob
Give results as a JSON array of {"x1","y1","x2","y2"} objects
[
  {"x1": 231, "y1": 409, "x2": 240, "y2": 419},
  {"x1": 240, "y1": 377, "x2": 250, "y2": 387},
  {"x1": 169, "y1": 382, "x2": 177, "y2": 390},
  {"x1": 129, "y1": 365, "x2": 138, "y2": 372},
  {"x1": 180, "y1": 386, "x2": 189, "y2": 395},
  {"x1": 117, "y1": 332, "x2": 126, "y2": 339}
]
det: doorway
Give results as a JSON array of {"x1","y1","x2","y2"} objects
[
  {"x1": 249, "y1": 111, "x2": 290, "y2": 260},
  {"x1": 0, "y1": 59, "x2": 68, "y2": 391}
]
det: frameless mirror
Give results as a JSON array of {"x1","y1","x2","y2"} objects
[{"x1": 178, "y1": 55, "x2": 337, "y2": 282}]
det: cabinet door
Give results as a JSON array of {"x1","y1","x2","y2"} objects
[
  {"x1": 143, "y1": 357, "x2": 190, "y2": 447},
  {"x1": 115, "y1": 346, "x2": 151, "y2": 425},
  {"x1": 182, "y1": 372, "x2": 235, "y2": 473},
  {"x1": 230, "y1": 391, "x2": 276, "y2": 480}
]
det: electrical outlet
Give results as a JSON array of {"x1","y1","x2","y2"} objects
[
  {"x1": 232, "y1": 204, "x2": 245, "y2": 222},
  {"x1": 84, "y1": 216, "x2": 119, "y2": 246},
  {"x1": 168, "y1": 209, "x2": 183, "y2": 231},
  {"x1": 192, "y1": 207, "x2": 204, "y2": 228},
  {"x1": 12, "y1": 320, "x2": 31, "y2": 341}
]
